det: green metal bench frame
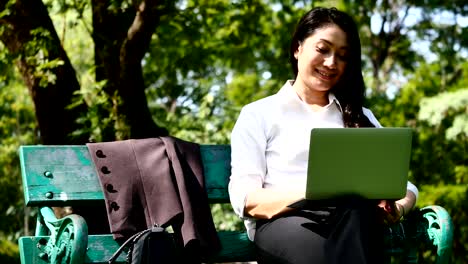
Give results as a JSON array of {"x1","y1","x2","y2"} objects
[{"x1": 18, "y1": 145, "x2": 454, "y2": 263}]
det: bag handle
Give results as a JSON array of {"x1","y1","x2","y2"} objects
[{"x1": 108, "y1": 228, "x2": 151, "y2": 263}]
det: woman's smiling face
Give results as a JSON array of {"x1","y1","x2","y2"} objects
[{"x1": 294, "y1": 24, "x2": 349, "y2": 94}]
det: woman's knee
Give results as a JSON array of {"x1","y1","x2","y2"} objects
[{"x1": 255, "y1": 215, "x2": 328, "y2": 264}]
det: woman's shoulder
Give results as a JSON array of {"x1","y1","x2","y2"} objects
[
  {"x1": 241, "y1": 93, "x2": 281, "y2": 113},
  {"x1": 241, "y1": 81, "x2": 293, "y2": 113},
  {"x1": 235, "y1": 94, "x2": 282, "y2": 133}
]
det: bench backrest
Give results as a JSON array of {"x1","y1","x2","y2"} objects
[{"x1": 19, "y1": 145, "x2": 231, "y2": 207}]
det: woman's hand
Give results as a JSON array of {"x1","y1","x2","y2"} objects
[
  {"x1": 378, "y1": 200, "x2": 404, "y2": 224},
  {"x1": 378, "y1": 190, "x2": 417, "y2": 225},
  {"x1": 244, "y1": 189, "x2": 303, "y2": 219}
]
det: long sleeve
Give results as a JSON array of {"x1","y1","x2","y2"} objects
[{"x1": 228, "y1": 106, "x2": 268, "y2": 219}]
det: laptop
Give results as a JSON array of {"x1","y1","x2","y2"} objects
[{"x1": 289, "y1": 127, "x2": 412, "y2": 208}]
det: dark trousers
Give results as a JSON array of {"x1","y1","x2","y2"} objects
[{"x1": 254, "y1": 200, "x2": 384, "y2": 264}]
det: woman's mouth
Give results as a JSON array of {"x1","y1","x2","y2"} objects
[{"x1": 315, "y1": 69, "x2": 335, "y2": 80}]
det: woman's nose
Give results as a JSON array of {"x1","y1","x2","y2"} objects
[{"x1": 323, "y1": 55, "x2": 336, "y2": 69}]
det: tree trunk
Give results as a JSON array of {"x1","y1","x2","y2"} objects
[
  {"x1": 92, "y1": 0, "x2": 168, "y2": 140},
  {"x1": 0, "y1": 0, "x2": 89, "y2": 144}
]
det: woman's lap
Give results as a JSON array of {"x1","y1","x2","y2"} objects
[
  {"x1": 254, "y1": 210, "x2": 332, "y2": 264},
  {"x1": 254, "y1": 203, "x2": 384, "y2": 264}
]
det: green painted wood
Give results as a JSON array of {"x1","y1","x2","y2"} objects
[
  {"x1": 19, "y1": 146, "x2": 104, "y2": 206},
  {"x1": 206, "y1": 231, "x2": 256, "y2": 262},
  {"x1": 84, "y1": 235, "x2": 126, "y2": 263},
  {"x1": 19, "y1": 236, "x2": 50, "y2": 264},
  {"x1": 19, "y1": 232, "x2": 255, "y2": 263},
  {"x1": 20, "y1": 145, "x2": 232, "y2": 206},
  {"x1": 200, "y1": 145, "x2": 231, "y2": 203},
  {"x1": 19, "y1": 235, "x2": 127, "y2": 263}
]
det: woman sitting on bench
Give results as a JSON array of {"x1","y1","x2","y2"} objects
[{"x1": 228, "y1": 7, "x2": 418, "y2": 264}]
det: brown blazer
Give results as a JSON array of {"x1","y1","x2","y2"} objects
[{"x1": 86, "y1": 136, "x2": 220, "y2": 256}]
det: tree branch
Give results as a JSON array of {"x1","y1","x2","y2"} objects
[{"x1": 121, "y1": 0, "x2": 160, "y2": 64}]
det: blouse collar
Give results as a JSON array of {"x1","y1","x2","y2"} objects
[{"x1": 278, "y1": 80, "x2": 343, "y2": 112}]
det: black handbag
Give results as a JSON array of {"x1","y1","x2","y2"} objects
[{"x1": 108, "y1": 225, "x2": 178, "y2": 264}]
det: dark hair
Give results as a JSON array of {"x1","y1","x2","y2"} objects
[{"x1": 290, "y1": 7, "x2": 374, "y2": 128}]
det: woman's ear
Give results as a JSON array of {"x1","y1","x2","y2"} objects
[{"x1": 294, "y1": 42, "x2": 302, "y2": 59}]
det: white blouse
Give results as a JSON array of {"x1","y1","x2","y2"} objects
[{"x1": 228, "y1": 80, "x2": 419, "y2": 241}]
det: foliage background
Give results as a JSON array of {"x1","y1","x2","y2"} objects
[{"x1": 0, "y1": 0, "x2": 466, "y2": 263}]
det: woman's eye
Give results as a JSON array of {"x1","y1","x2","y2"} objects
[{"x1": 316, "y1": 47, "x2": 328, "y2": 53}]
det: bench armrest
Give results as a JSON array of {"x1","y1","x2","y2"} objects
[
  {"x1": 35, "y1": 207, "x2": 89, "y2": 264},
  {"x1": 420, "y1": 205, "x2": 454, "y2": 263},
  {"x1": 383, "y1": 205, "x2": 454, "y2": 264}
]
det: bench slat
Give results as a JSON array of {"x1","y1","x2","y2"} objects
[
  {"x1": 19, "y1": 231, "x2": 255, "y2": 263},
  {"x1": 20, "y1": 145, "x2": 233, "y2": 206},
  {"x1": 20, "y1": 235, "x2": 127, "y2": 263},
  {"x1": 208, "y1": 231, "x2": 256, "y2": 262},
  {"x1": 200, "y1": 145, "x2": 231, "y2": 203},
  {"x1": 19, "y1": 146, "x2": 104, "y2": 206}
]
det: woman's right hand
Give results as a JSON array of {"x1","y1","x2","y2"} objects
[
  {"x1": 244, "y1": 188, "x2": 303, "y2": 219},
  {"x1": 378, "y1": 200, "x2": 403, "y2": 224},
  {"x1": 378, "y1": 190, "x2": 416, "y2": 225}
]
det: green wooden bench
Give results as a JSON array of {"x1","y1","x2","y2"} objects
[{"x1": 18, "y1": 145, "x2": 454, "y2": 264}]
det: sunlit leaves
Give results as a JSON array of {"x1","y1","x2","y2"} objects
[
  {"x1": 419, "y1": 88, "x2": 468, "y2": 140},
  {"x1": 0, "y1": 71, "x2": 37, "y2": 243}
]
